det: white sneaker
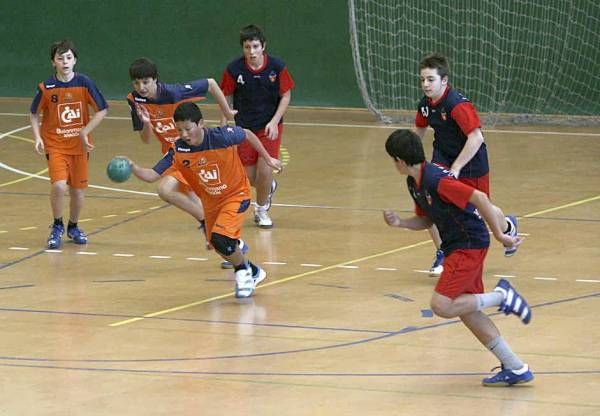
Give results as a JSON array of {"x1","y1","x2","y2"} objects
[
  {"x1": 235, "y1": 268, "x2": 255, "y2": 298},
  {"x1": 254, "y1": 207, "x2": 273, "y2": 229}
]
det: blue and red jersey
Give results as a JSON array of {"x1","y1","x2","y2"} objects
[
  {"x1": 127, "y1": 80, "x2": 208, "y2": 153},
  {"x1": 152, "y1": 126, "x2": 251, "y2": 210},
  {"x1": 408, "y1": 162, "x2": 490, "y2": 255},
  {"x1": 220, "y1": 54, "x2": 295, "y2": 131},
  {"x1": 30, "y1": 73, "x2": 108, "y2": 155},
  {"x1": 415, "y1": 86, "x2": 489, "y2": 178}
]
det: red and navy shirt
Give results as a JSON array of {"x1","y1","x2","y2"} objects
[
  {"x1": 30, "y1": 73, "x2": 108, "y2": 155},
  {"x1": 220, "y1": 54, "x2": 294, "y2": 132},
  {"x1": 152, "y1": 126, "x2": 251, "y2": 210},
  {"x1": 415, "y1": 86, "x2": 489, "y2": 178},
  {"x1": 408, "y1": 162, "x2": 490, "y2": 255},
  {"x1": 127, "y1": 80, "x2": 208, "y2": 153}
]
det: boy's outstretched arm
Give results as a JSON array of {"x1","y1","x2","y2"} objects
[
  {"x1": 383, "y1": 210, "x2": 433, "y2": 230},
  {"x1": 117, "y1": 156, "x2": 161, "y2": 183},
  {"x1": 207, "y1": 78, "x2": 237, "y2": 122}
]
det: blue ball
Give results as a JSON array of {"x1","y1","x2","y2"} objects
[{"x1": 106, "y1": 157, "x2": 132, "y2": 183}]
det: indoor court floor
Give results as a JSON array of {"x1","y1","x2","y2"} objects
[{"x1": 0, "y1": 97, "x2": 599, "y2": 415}]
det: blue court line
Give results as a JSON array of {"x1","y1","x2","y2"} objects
[
  {"x1": 0, "y1": 204, "x2": 169, "y2": 271},
  {"x1": 0, "y1": 291, "x2": 597, "y2": 364},
  {"x1": 0, "y1": 361, "x2": 598, "y2": 379},
  {"x1": 0, "y1": 284, "x2": 34, "y2": 290},
  {"x1": 421, "y1": 309, "x2": 434, "y2": 317},
  {"x1": 308, "y1": 283, "x2": 351, "y2": 289}
]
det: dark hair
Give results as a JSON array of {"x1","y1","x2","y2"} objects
[
  {"x1": 129, "y1": 57, "x2": 158, "y2": 80},
  {"x1": 174, "y1": 102, "x2": 203, "y2": 124},
  {"x1": 419, "y1": 53, "x2": 449, "y2": 79},
  {"x1": 385, "y1": 130, "x2": 425, "y2": 165},
  {"x1": 240, "y1": 24, "x2": 266, "y2": 46},
  {"x1": 50, "y1": 40, "x2": 77, "y2": 60}
]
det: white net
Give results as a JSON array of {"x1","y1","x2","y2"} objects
[{"x1": 349, "y1": 0, "x2": 600, "y2": 125}]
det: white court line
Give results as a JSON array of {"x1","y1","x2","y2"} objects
[
  {"x1": 495, "y1": 274, "x2": 516, "y2": 278},
  {"x1": 3, "y1": 113, "x2": 600, "y2": 137},
  {"x1": 576, "y1": 279, "x2": 600, "y2": 283},
  {"x1": 301, "y1": 263, "x2": 322, "y2": 267},
  {"x1": 337, "y1": 265, "x2": 359, "y2": 269},
  {"x1": 19, "y1": 226, "x2": 37, "y2": 230},
  {"x1": 263, "y1": 261, "x2": 287, "y2": 265},
  {"x1": 113, "y1": 253, "x2": 135, "y2": 257},
  {"x1": 186, "y1": 257, "x2": 208, "y2": 261},
  {"x1": 44, "y1": 249, "x2": 62, "y2": 253},
  {"x1": 77, "y1": 252, "x2": 97, "y2": 256},
  {"x1": 376, "y1": 267, "x2": 397, "y2": 271},
  {"x1": 149, "y1": 255, "x2": 171, "y2": 259},
  {"x1": 9, "y1": 247, "x2": 29, "y2": 251},
  {"x1": 413, "y1": 269, "x2": 431, "y2": 274},
  {"x1": 534, "y1": 277, "x2": 558, "y2": 281}
]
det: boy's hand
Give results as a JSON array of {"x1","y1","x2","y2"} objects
[
  {"x1": 498, "y1": 234, "x2": 524, "y2": 251},
  {"x1": 383, "y1": 210, "x2": 401, "y2": 227},
  {"x1": 266, "y1": 157, "x2": 283, "y2": 173},
  {"x1": 80, "y1": 132, "x2": 95, "y2": 152},
  {"x1": 34, "y1": 138, "x2": 45, "y2": 155},
  {"x1": 135, "y1": 104, "x2": 151, "y2": 124},
  {"x1": 265, "y1": 121, "x2": 279, "y2": 140}
]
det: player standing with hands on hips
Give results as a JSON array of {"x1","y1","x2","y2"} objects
[
  {"x1": 415, "y1": 53, "x2": 518, "y2": 276},
  {"x1": 220, "y1": 24, "x2": 295, "y2": 231}
]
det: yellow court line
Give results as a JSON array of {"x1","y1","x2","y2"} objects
[
  {"x1": 7, "y1": 134, "x2": 34, "y2": 143},
  {"x1": 109, "y1": 239, "x2": 434, "y2": 327},
  {"x1": 522, "y1": 195, "x2": 600, "y2": 218},
  {"x1": 0, "y1": 168, "x2": 48, "y2": 188}
]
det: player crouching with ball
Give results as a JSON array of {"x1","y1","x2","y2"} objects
[{"x1": 121, "y1": 102, "x2": 282, "y2": 298}]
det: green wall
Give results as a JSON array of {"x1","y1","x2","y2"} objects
[{"x1": 1, "y1": 0, "x2": 364, "y2": 107}]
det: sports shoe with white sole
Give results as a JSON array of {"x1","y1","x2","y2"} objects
[
  {"x1": 504, "y1": 215, "x2": 519, "y2": 257},
  {"x1": 252, "y1": 265, "x2": 267, "y2": 286},
  {"x1": 254, "y1": 207, "x2": 273, "y2": 229},
  {"x1": 494, "y1": 278, "x2": 532, "y2": 324},
  {"x1": 235, "y1": 268, "x2": 255, "y2": 299},
  {"x1": 429, "y1": 249, "x2": 444, "y2": 277},
  {"x1": 482, "y1": 364, "x2": 534, "y2": 386}
]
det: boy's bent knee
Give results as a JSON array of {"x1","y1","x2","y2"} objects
[{"x1": 430, "y1": 296, "x2": 454, "y2": 319}]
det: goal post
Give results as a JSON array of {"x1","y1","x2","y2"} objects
[{"x1": 348, "y1": 0, "x2": 600, "y2": 125}]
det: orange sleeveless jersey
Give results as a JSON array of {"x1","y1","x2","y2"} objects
[
  {"x1": 30, "y1": 73, "x2": 108, "y2": 155},
  {"x1": 127, "y1": 80, "x2": 209, "y2": 154},
  {"x1": 154, "y1": 126, "x2": 251, "y2": 212}
]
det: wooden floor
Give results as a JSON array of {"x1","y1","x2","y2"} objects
[{"x1": 1, "y1": 97, "x2": 599, "y2": 415}]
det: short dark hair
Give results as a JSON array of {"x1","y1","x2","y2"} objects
[
  {"x1": 385, "y1": 130, "x2": 425, "y2": 165},
  {"x1": 419, "y1": 53, "x2": 449, "y2": 79},
  {"x1": 129, "y1": 57, "x2": 158, "y2": 80},
  {"x1": 50, "y1": 40, "x2": 77, "y2": 60},
  {"x1": 174, "y1": 102, "x2": 203, "y2": 124},
  {"x1": 240, "y1": 24, "x2": 266, "y2": 46}
]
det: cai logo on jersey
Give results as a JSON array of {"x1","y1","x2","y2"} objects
[
  {"x1": 57, "y1": 102, "x2": 83, "y2": 127},
  {"x1": 198, "y1": 163, "x2": 221, "y2": 185},
  {"x1": 152, "y1": 118, "x2": 177, "y2": 137}
]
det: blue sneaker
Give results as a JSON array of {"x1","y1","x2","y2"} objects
[
  {"x1": 504, "y1": 215, "x2": 518, "y2": 257},
  {"x1": 67, "y1": 226, "x2": 88, "y2": 245},
  {"x1": 47, "y1": 223, "x2": 64, "y2": 249},
  {"x1": 221, "y1": 239, "x2": 249, "y2": 269},
  {"x1": 252, "y1": 265, "x2": 267, "y2": 286},
  {"x1": 494, "y1": 279, "x2": 532, "y2": 324},
  {"x1": 429, "y1": 249, "x2": 444, "y2": 277},
  {"x1": 482, "y1": 364, "x2": 534, "y2": 386}
]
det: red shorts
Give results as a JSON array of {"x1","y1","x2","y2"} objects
[
  {"x1": 434, "y1": 248, "x2": 488, "y2": 299},
  {"x1": 459, "y1": 174, "x2": 490, "y2": 197},
  {"x1": 46, "y1": 152, "x2": 89, "y2": 189},
  {"x1": 237, "y1": 125, "x2": 283, "y2": 166},
  {"x1": 205, "y1": 197, "x2": 251, "y2": 241}
]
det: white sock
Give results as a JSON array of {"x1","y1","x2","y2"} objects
[
  {"x1": 486, "y1": 336, "x2": 524, "y2": 370},
  {"x1": 475, "y1": 291, "x2": 504, "y2": 310}
]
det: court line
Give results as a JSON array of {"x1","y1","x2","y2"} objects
[
  {"x1": 110, "y1": 191, "x2": 600, "y2": 327},
  {"x1": 0, "y1": 167, "x2": 48, "y2": 188},
  {"x1": 108, "y1": 239, "x2": 434, "y2": 327},
  {"x1": 3, "y1": 111, "x2": 600, "y2": 136},
  {"x1": 523, "y1": 195, "x2": 600, "y2": 218}
]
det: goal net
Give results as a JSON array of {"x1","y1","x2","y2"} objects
[{"x1": 348, "y1": 0, "x2": 600, "y2": 125}]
